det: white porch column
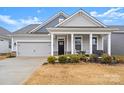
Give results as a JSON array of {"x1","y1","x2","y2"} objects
[
  {"x1": 89, "y1": 33, "x2": 93, "y2": 54},
  {"x1": 101, "y1": 35, "x2": 104, "y2": 50},
  {"x1": 71, "y1": 34, "x2": 74, "y2": 54},
  {"x1": 51, "y1": 34, "x2": 54, "y2": 56},
  {"x1": 108, "y1": 33, "x2": 111, "y2": 56},
  {"x1": 11, "y1": 36, "x2": 14, "y2": 51},
  {"x1": 67, "y1": 34, "x2": 68, "y2": 53}
]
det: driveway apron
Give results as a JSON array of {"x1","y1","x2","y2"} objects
[{"x1": 0, "y1": 57, "x2": 46, "y2": 85}]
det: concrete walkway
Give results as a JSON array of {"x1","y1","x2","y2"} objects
[{"x1": 0, "y1": 57, "x2": 46, "y2": 85}]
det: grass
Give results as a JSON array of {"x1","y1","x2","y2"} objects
[
  {"x1": 0, "y1": 56, "x2": 7, "y2": 60},
  {"x1": 0, "y1": 53, "x2": 16, "y2": 61},
  {"x1": 0, "y1": 53, "x2": 9, "y2": 60},
  {"x1": 115, "y1": 55, "x2": 124, "y2": 61},
  {"x1": 24, "y1": 62, "x2": 124, "y2": 85}
]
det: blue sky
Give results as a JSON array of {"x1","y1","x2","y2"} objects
[{"x1": 0, "y1": 7, "x2": 124, "y2": 32}]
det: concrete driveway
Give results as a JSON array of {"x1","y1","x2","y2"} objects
[{"x1": 0, "y1": 57, "x2": 46, "y2": 85}]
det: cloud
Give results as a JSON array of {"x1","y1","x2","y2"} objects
[
  {"x1": 37, "y1": 10, "x2": 41, "y2": 13},
  {"x1": 19, "y1": 17, "x2": 41, "y2": 25},
  {"x1": 90, "y1": 7, "x2": 124, "y2": 18},
  {"x1": 103, "y1": 19, "x2": 113, "y2": 24},
  {"x1": 0, "y1": 15, "x2": 42, "y2": 31},
  {"x1": 0, "y1": 15, "x2": 17, "y2": 25}
]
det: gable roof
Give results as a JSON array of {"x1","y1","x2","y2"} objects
[
  {"x1": 55, "y1": 10, "x2": 106, "y2": 27},
  {"x1": 0, "y1": 26, "x2": 11, "y2": 35},
  {"x1": 13, "y1": 24, "x2": 40, "y2": 34},
  {"x1": 28, "y1": 11, "x2": 69, "y2": 33}
]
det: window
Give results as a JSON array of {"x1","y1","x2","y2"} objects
[
  {"x1": 75, "y1": 37, "x2": 81, "y2": 52},
  {"x1": 92, "y1": 37, "x2": 97, "y2": 45}
]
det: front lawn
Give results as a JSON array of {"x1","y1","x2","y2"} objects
[
  {"x1": 0, "y1": 52, "x2": 16, "y2": 61},
  {"x1": 0, "y1": 56, "x2": 7, "y2": 60},
  {"x1": 24, "y1": 63, "x2": 124, "y2": 85},
  {"x1": 0, "y1": 53, "x2": 9, "y2": 60}
]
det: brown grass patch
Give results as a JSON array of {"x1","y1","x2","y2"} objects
[
  {"x1": 0, "y1": 56, "x2": 7, "y2": 60},
  {"x1": 24, "y1": 63, "x2": 124, "y2": 85}
]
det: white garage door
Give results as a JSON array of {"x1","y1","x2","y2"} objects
[{"x1": 17, "y1": 42, "x2": 50, "y2": 56}]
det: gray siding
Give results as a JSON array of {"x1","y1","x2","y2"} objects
[
  {"x1": 83, "y1": 35, "x2": 90, "y2": 53},
  {"x1": 104, "y1": 35, "x2": 108, "y2": 53},
  {"x1": 104, "y1": 33, "x2": 124, "y2": 55},
  {"x1": 111, "y1": 33, "x2": 124, "y2": 55}
]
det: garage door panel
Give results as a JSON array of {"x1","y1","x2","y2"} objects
[{"x1": 17, "y1": 42, "x2": 50, "y2": 56}]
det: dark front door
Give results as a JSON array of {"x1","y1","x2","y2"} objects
[
  {"x1": 58, "y1": 41, "x2": 64, "y2": 55},
  {"x1": 92, "y1": 37, "x2": 97, "y2": 53}
]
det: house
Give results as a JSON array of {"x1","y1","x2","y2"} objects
[
  {"x1": 0, "y1": 27, "x2": 11, "y2": 53},
  {"x1": 11, "y1": 9, "x2": 121, "y2": 57}
]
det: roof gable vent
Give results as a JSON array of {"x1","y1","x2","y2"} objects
[{"x1": 59, "y1": 18, "x2": 64, "y2": 23}]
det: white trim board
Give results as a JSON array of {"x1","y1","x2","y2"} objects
[
  {"x1": 11, "y1": 34, "x2": 50, "y2": 37},
  {"x1": 16, "y1": 40, "x2": 51, "y2": 43},
  {"x1": 51, "y1": 32, "x2": 111, "y2": 34}
]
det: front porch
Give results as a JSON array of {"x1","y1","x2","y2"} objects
[{"x1": 50, "y1": 33, "x2": 111, "y2": 56}]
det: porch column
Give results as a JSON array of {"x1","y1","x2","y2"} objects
[
  {"x1": 71, "y1": 34, "x2": 74, "y2": 54},
  {"x1": 11, "y1": 36, "x2": 14, "y2": 51},
  {"x1": 108, "y1": 33, "x2": 111, "y2": 56},
  {"x1": 102, "y1": 35, "x2": 104, "y2": 50},
  {"x1": 51, "y1": 34, "x2": 54, "y2": 56},
  {"x1": 67, "y1": 34, "x2": 68, "y2": 53},
  {"x1": 89, "y1": 33, "x2": 93, "y2": 54}
]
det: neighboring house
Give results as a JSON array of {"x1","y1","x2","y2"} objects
[
  {"x1": 0, "y1": 27, "x2": 11, "y2": 53},
  {"x1": 11, "y1": 9, "x2": 121, "y2": 57}
]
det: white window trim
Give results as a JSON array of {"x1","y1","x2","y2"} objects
[
  {"x1": 74, "y1": 35, "x2": 83, "y2": 52},
  {"x1": 67, "y1": 34, "x2": 68, "y2": 52},
  {"x1": 92, "y1": 36, "x2": 98, "y2": 50}
]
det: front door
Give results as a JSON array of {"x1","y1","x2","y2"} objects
[
  {"x1": 58, "y1": 41, "x2": 64, "y2": 55},
  {"x1": 92, "y1": 37, "x2": 97, "y2": 53}
]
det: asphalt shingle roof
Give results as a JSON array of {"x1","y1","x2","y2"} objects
[
  {"x1": 13, "y1": 24, "x2": 40, "y2": 34},
  {"x1": 0, "y1": 26, "x2": 11, "y2": 35},
  {"x1": 109, "y1": 25, "x2": 124, "y2": 31}
]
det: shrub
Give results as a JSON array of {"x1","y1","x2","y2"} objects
[
  {"x1": 85, "y1": 54, "x2": 90, "y2": 57},
  {"x1": 101, "y1": 54, "x2": 112, "y2": 64},
  {"x1": 89, "y1": 54, "x2": 97, "y2": 62},
  {"x1": 47, "y1": 56, "x2": 56, "y2": 64},
  {"x1": 80, "y1": 54, "x2": 87, "y2": 62},
  {"x1": 58, "y1": 55, "x2": 67, "y2": 63},
  {"x1": 70, "y1": 54, "x2": 80, "y2": 63},
  {"x1": 111, "y1": 56, "x2": 118, "y2": 64},
  {"x1": 66, "y1": 55, "x2": 71, "y2": 63}
]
